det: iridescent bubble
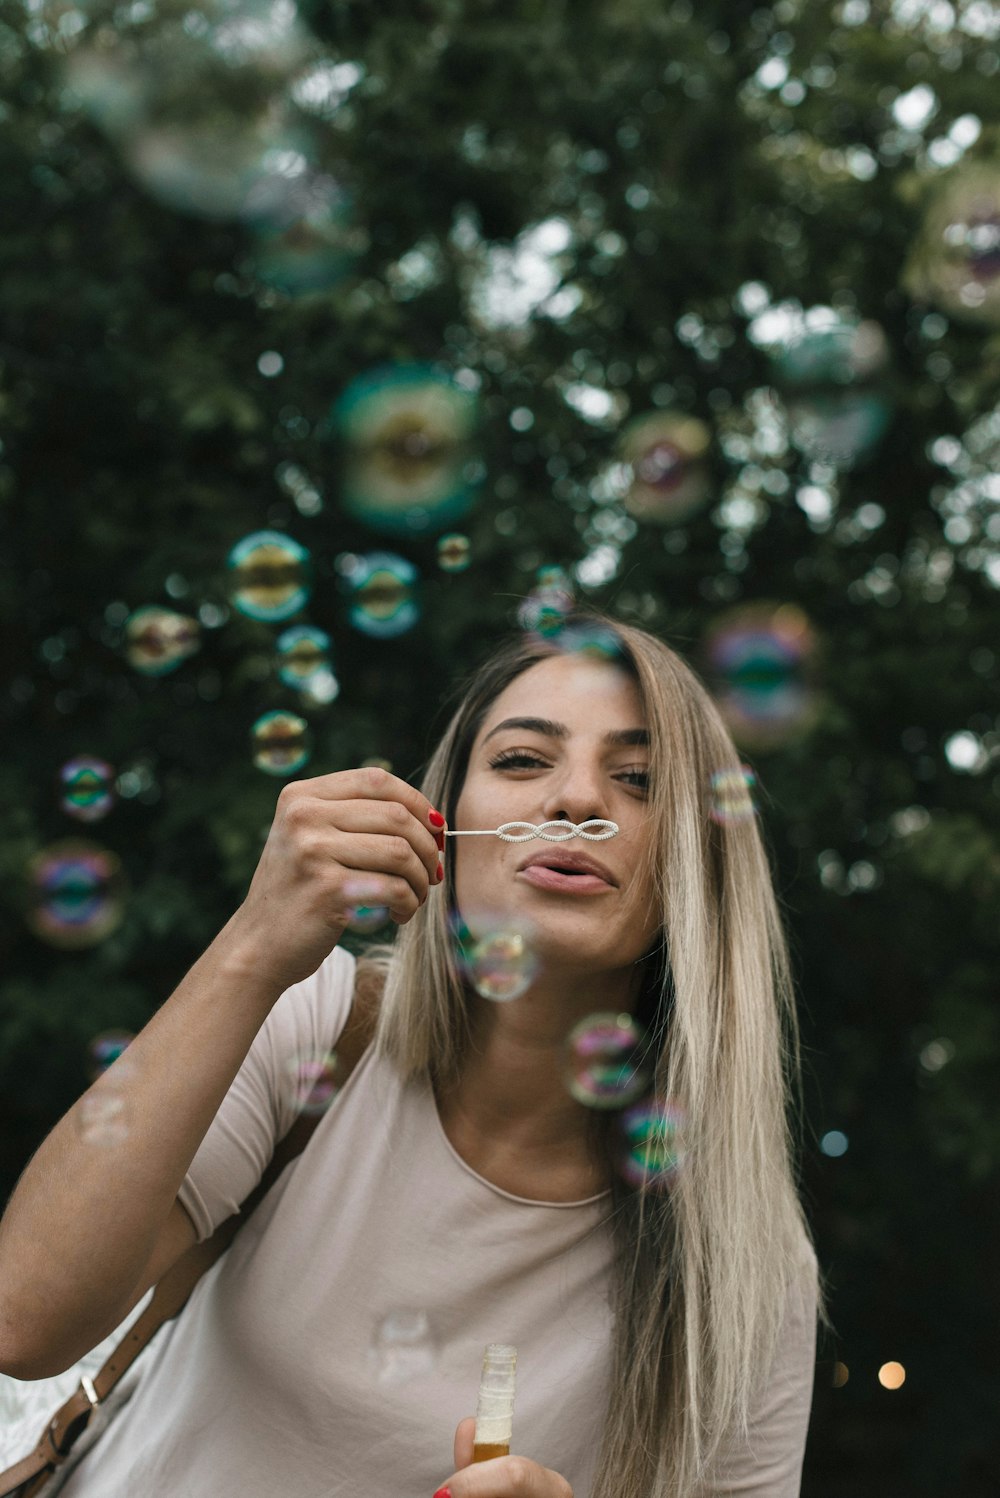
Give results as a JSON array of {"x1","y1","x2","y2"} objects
[
  {"x1": 229, "y1": 531, "x2": 311, "y2": 622},
  {"x1": 708, "y1": 766, "x2": 757, "y2": 825},
  {"x1": 766, "y1": 313, "x2": 893, "y2": 467},
  {"x1": 702, "y1": 603, "x2": 821, "y2": 750},
  {"x1": 332, "y1": 365, "x2": 482, "y2": 537},
  {"x1": 123, "y1": 606, "x2": 200, "y2": 675},
  {"x1": 25, "y1": 841, "x2": 126, "y2": 949},
  {"x1": 616, "y1": 1099, "x2": 685, "y2": 1190},
  {"x1": 87, "y1": 1030, "x2": 135, "y2": 1081},
  {"x1": 337, "y1": 551, "x2": 420, "y2": 639},
  {"x1": 251, "y1": 709, "x2": 311, "y2": 776},
  {"x1": 276, "y1": 625, "x2": 334, "y2": 692},
  {"x1": 437, "y1": 533, "x2": 472, "y2": 572},
  {"x1": 283, "y1": 1050, "x2": 344, "y2": 1115},
  {"x1": 619, "y1": 412, "x2": 712, "y2": 525},
  {"x1": 78, "y1": 1087, "x2": 131, "y2": 1148},
  {"x1": 369, "y1": 1309, "x2": 437, "y2": 1388},
  {"x1": 903, "y1": 161, "x2": 1000, "y2": 326},
  {"x1": 246, "y1": 172, "x2": 361, "y2": 295},
  {"x1": 517, "y1": 566, "x2": 575, "y2": 638},
  {"x1": 343, "y1": 877, "x2": 391, "y2": 935},
  {"x1": 453, "y1": 918, "x2": 540, "y2": 1002},
  {"x1": 59, "y1": 756, "x2": 116, "y2": 823},
  {"x1": 564, "y1": 1012, "x2": 653, "y2": 1110},
  {"x1": 548, "y1": 620, "x2": 623, "y2": 661}
]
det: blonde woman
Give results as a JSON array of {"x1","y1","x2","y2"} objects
[{"x1": 0, "y1": 613, "x2": 820, "y2": 1498}]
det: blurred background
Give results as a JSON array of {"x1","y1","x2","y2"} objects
[{"x1": 1, "y1": 0, "x2": 999, "y2": 1488}]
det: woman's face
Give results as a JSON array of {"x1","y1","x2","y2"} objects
[{"x1": 452, "y1": 653, "x2": 661, "y2": 986}]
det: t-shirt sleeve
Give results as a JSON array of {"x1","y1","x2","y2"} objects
[
  {"x1": 695, "y1": 1241, "x2": 818, "y2": 1498},
  {"x1": 176, "y1": 945, "x2": 357, "y2": 1242}
]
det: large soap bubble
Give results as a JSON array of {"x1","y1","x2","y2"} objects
[
  {"x1": 903, "y1": 161, "x2": 1000, "y2": 326},
  {"x1": 564, "y1": 1012, "x2": 653, "y2": 1110},
  {"x1": 337, "y1": 551, "x2": 420, "y2": 638},
  {"x1": 26, "y1": 841, "x2": 127, "y2": 949},
  {"x1": 124, "y1": 606, "x2": 200, "y2": 675},
  {"x1": 251, "y1": 709, "x2": 311, "y2": 775},
  {"x1": 702, "y1": 603, "x2": 821, "y2": 750},
  {"x1": 619, "y1": 411, "x2": 712, "y2": 525},
  {"x1": 331, "y1": 365, "x2": 482, "y2": 537},
  {"x1": 451, "y1": 913, "x2": 540, "y2": 1002},
  {"x1": 228, "y1": 530, "x2": 311, "y2": 622},
  {"x1": 616, "y1": 1099, "x2": 685, "y2": 1191}
]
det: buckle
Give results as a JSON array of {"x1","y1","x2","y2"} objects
[{"x1": 45, "y1": 1378, "x2": 101, "y2": 1462}]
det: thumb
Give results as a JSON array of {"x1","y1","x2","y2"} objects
[{"x1": 454, "y1": 1415, "x2": 476, "y2": 1469}]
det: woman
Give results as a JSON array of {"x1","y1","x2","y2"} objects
[{"x1": 0, "y1": 612, "x2": 820, "y2": 1497}]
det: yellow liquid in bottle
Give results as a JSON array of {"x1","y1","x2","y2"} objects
[{"x1": 473, "y1": 1443, "x2": 510, "y2": 1462}]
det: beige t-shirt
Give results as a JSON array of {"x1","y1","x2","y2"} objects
[{"x1": 59, "y1": 946, "x2": 817, "y2": 1498}]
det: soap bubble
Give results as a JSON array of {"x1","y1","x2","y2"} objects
[
  {"x1": 78, "y1": 1087, "x2": 131, "y2": 1148},
  {"x1": 246, "y1": 172, "x2": 361, "y2": 295},
  {"x1": 766, "y1": 314, "x2": 893, "y2": 467},
  {"x1": 548, "y1": 620, "x2": 623, "y2": 661},
  {"x1": 903, "y1": 161, "x2": 1000, "y2": 326},
  {"x1": 283, "y1": 1050, "x2": 344, "y2": 1115},
  {"x1": 276, "y1": 625, "x2": 334, "y2": 693},
  {"x1": 564, "y1": 1012, "x2": 653, "y2": 1110},
  {"x1": 452, "y1": 915, "x2": 540, "y2": 1002},
  {"x1": 616, "y1": 1099, "x2": 685, "y2": 1190},
  {"x1": 437, "y1": 533, "x2": 472, "y2": 572},
  {"x1": 332, "y1": 365, "x2": 482, "y2": 537},
  {"x1": 702, "y1": 603, "x2": 820, "y2": 749},
  {"x1": 251, "y1": 709, "x2": 311, "y2": 776},
  {"x1": 25, "y1": 841, "x2": 126, "y2": 949},
  {"x1": 123, "y1": 606, "x2": 200, "y2": 675},
  {"x1": 619, "y1": 412, "x2": 712, "y2": 525},
  {"x1": 708, "y1": 766, "x2": 757, "y2": 824},
  {"x1": 517, "y1": 566, "x2": 575, "y2": 638},
  {"x1": 369, "y1": 1309, "x2": 437, "y2": 1388},
  {"x1": 87, "y1": 1030, "x2": 135, "y2": 1081},
  {"x1": 229, "y1": 531, "x2": 311, "y2": 622},
  {"x1": 343, "y1": 878, "x2": 391, "y2": 935},
  {"x1": 337, "y1": 551, "x2": 420, "y2": 639},
  {"x1": 59, "y1": 756, "x2": 116, "y2": 823}
]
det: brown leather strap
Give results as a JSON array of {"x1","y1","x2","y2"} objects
[{"x1": 0, "y1": 963, "x2": 382, "y2": 1498}]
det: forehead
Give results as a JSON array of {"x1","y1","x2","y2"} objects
[{"x1": 478, "y1": 654, "x2": 647, "y2": 737}]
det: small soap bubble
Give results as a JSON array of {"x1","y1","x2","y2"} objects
[
  {"x1": 251, "y1": 709, "x2": 311, "y2": 776},
  {"x1": 550, "y1": 620, "x2": 623, "y2": 661},
  {"x1": 228, "y1": 530, "x2": 311, "y2": 622},
  {"x1": 564, "y1": 1012, "x2": 653, "y2": 1110},
  {"x1": 453, "y1": 918, "x2": 540, "y2": 1002},
  {"x1": 78, "y1": 1087, "x2": 131, "y2": 1148},
  {"x1": 766, "y1": 314, "x2": 893, "y2": 467},
  {"x1": 283, "y1": 1051, "x2": 344, "y2": 1115},
  {"x1": 437, "y1": 533, "x2": 472, "y2": 572},
  {"x1": 517, "y1": 566, "x2": 575, "y2": 638},
  {"x1": 332, "y1": 365, "x2": 482, "y2": 537},
  {"x1": 246, "y1": 171, "x2": 360, "y2": 296},
  {"x1": 616, "y1": 1099, "x2": 685, "y2": 1190},
  {"x1": 708, "y1": 766, "x2": 757, "y2": 824},
  {"x1": 123, "y1": 606, "x2": 200, "y2": 675},
  {"x1": 619, "y1": 412, "x2": 712, "y2": 525},
  {"x1": 702, "y1": 603, "x2": 820, "y2": 749},
  {"x1": 59, "y1": 756, "x2": 116, "y2": 823},
  {"x1": 370, "y1": 1309, "x2": 437, "y2": 1388},
  {"x1": 903, "y1": 161, "x2": 1000, "y2": 327},
  {"x1": 87, "y1": 1030, "x2": 134, "y2": 1081},
  {"x1": 276, "y1": 625, "x2": 333, "y2": 691},
  {"x1": 338, "y1": 551, "x2": 420, "y2": 639},
  {"x1": 25, "y1": 841, "x2": 126, "y2": 949}
]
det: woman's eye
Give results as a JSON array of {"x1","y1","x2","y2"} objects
[
  {"x1": 618, "y1": 769, "x2": 650, "y2": 791},
  {"x1": 488, "y1": 750, "x2": 547, "y2": 770}
]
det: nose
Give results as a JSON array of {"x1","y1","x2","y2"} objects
[{"x1": 541, "y1": 759, "x2": 608, "y2": 829}]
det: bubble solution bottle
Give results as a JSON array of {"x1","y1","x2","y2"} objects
[{"x1": 472, "y1": 1343, "x2": 517, "y2": 1462}]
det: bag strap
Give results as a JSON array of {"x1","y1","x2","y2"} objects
[{"x1": 0, "y1": 961, "x2": 381, "y2": 1498}]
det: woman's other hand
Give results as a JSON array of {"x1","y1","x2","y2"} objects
[
  {"x1": 433, "y1": 1417, "x2": 573, "y2": 1498},
  {"x1": 228, "y1": 765, "x2": 445, "y2": 993}
]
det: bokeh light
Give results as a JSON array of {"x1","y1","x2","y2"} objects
[
  {"x1": 59, "y1": 756, "x2": 116, "y2": 823},
  {"x1": 25, "y1": 841, "x2": 127, "y2": 949},
  {"x1": 250, "y1": 709, "x2": 311, "y2": 776},
  {"x1": 332, "y1": 365, "x2": 482, "y2": 537},
  {"x1": 619, "y1": 411, "x2": 712, "y2": 525},
  {"x1": 337, "y1": 551, "x2": 420, "y2": 638},
  {"x1": 702, "y1": 603, "x2": 821, "y2": 750},
  {"x1": 369, "y1": 1309, "x2": 437, "y2": 1388},
  {"x1": 123, "y1": 606, "x2": 200, "y2": 675},
  {"x1": 878, "y1": 1361, "x2": 906, "y2": 1390},
  {"x1": 616, "y1": 1099, "x2": 685, "y2": 1191},
  {"x1": 564, "y1": 1012, "x2": 653, "y2": 1110},
  {"x1": 228, "y1": 530, "x2": 311, "y2": 622}
]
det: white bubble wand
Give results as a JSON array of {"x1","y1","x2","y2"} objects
[{"x1": 445, "y1": 819, "x2": 619, "y2": 844}]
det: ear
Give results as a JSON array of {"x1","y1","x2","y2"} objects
[{"x1": 454, "y1": 1415, "x2": 476, "y2": 1469}]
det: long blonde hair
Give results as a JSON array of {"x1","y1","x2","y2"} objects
[{"x1": 368, "y1": 611, "x2": 819, "y2": 1495}]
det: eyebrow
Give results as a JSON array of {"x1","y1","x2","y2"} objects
[{"x1": 482, "y1": 716, "x2": 650, "y2": 749}]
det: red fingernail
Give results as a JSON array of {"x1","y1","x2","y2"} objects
[
  {"x1": 436, "y1": 861, "x2": 444, "y2": 883},
  {"x1": 434, "y1": 830, "x2": 445, "y2": 852},
  {"x1": 433, "y1": 1489, "x2": 452, "y2": 1498},
  {"x1": 428, "y1": 810, "x2": 446, "y2": 829}
]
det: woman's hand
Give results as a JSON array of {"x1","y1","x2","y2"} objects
[
  {"x1": 433, "y1": 1417, "x2": 573, "y2": 1498},
  {"x1": 226, "y1": 766, "x2": 445, "y2": 993}
]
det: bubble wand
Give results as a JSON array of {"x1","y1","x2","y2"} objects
[{"x1": 445, "y1": 819, "x2": 618, "y2": 844}]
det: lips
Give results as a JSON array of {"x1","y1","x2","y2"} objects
[{"x1": 518, "y1": 849, "x2": 617, "y2": 885}]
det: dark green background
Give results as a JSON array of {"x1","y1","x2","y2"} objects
[{"x1": 2, "y1": 0, "x2": 999, "y2": 1489}]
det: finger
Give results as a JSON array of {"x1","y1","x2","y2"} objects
[
  {"x1": 285, "y1": 766, "x2": 444, "y2": 831},
  {"x1": 435, "y1": 1454, "x2": 570, "y2": 1497},
  {"x1": 319, "y1": 798, "x2": 441, "y2": 883},
  {"x1": 332, "y1": 831, "x2": 439, "y2": 903},
  {"x1": 454, "y1": 1416, "x2": 476, "y2": 1470}
]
